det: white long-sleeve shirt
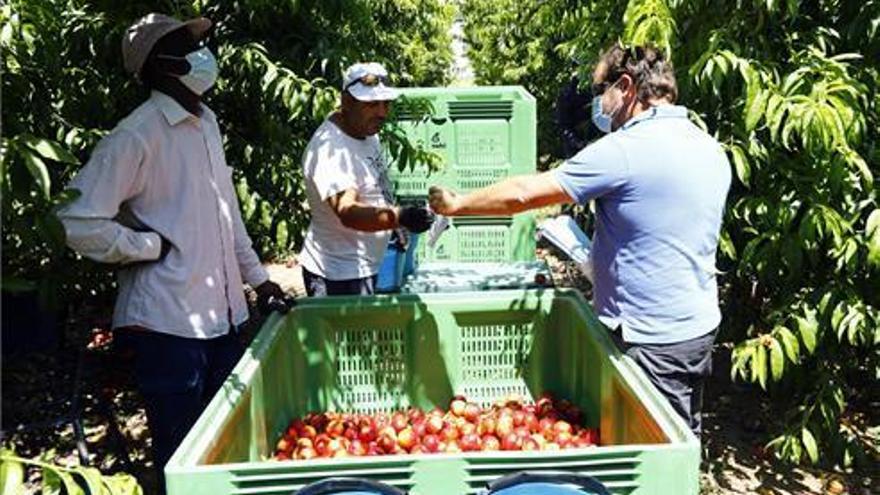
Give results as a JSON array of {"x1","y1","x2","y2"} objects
[{"x1": 58, "y1": 91, "x2": 269, "y2": 339}]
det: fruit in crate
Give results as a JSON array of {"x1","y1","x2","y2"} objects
[{"x1": 272, "y1": 393, "x2": 600, "y2": 460}]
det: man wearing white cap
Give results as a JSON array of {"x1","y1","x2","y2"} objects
[
  {"x1": 57, "y1": 13, "x2": 293, "y2": 491},
  {"x1": 298, "y1": 62, "x2": 435, "y2": 296}
]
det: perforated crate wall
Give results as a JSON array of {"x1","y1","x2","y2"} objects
[
  {"x1": 458, "y1": 322, "x2": 534, "y2": 406},
  {"x1": 335, "y1": 327, "x2": 409, "y2": 414},
  {"x1": 417, "y1": 214, "x2": 536, "y2": 263}
]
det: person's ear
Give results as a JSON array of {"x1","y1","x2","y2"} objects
[{"x1": 617, "y1": 74, "x2": 635, "y2": 97}]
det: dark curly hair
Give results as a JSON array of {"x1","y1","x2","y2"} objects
[{"x1": 593, "y1": 44, "x2": 678, "y2": 104}]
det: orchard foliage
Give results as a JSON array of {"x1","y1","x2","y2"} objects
[
  {"x1": 0, "y1": 448, "x2": 143, "y2": 495},
  {"x1": 1, "y1": 0, "x2": 451, "y2": 308},
  {"x1": 461, "y1": 0, "x2": 878, "y2": 468}
]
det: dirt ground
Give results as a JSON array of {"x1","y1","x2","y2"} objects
[{"x1": 1, "y1": 254, "x2": 875, "y2": 494}]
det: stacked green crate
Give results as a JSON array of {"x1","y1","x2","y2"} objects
[
  {"x1": 415, "y1": 215, "x2": 536, "y2": 263},
  {"x1": 391, "y1": 86, "x2": 537, "y2": 262}
]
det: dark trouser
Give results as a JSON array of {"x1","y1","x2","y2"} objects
[
  {"x1": 302, "y1": 267, "x2": 378, "y2": 297},
  {"x1": 612, "y1": 329, "x2": 716, "y2": 436},
  {"x1": 120, "y1": 328, "x2": 243, "y2": 495}
]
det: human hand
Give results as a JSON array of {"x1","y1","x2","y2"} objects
[{"x1": 428, "y1": 186, "x2": 461, "y2": 216}]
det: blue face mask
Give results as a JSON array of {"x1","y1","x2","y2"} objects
[
  {"x1": 591, "y1": 96, "x2": 613, "y2": 133},
  {"x1": 160, "y1": 47, "x2": 219, "y2": 95},
  {"x1": 591, "y1": 81, "x2": 621, "y2": 133}
]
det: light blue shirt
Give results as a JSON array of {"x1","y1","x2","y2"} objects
[{"x1": 553, "y1": 105, "x2": 731, "y2": 344}]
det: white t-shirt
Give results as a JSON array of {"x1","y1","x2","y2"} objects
[{"x1": 299, "y1": 119, "x2": 394, "y2": 280}]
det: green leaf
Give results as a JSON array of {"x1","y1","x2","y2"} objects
[
  {"x1": 731, "y1": 342, "x2": 754, "y2": 381},
  {"x1": 21, "y1": 136, "x2": 79, "y2": 165},
  {"x1": 755, "y1": 343, "x2": 768, "y2": 389},
  {"x1": 769, "y1": 337, "x2": 784, "y2": 381},
  {"x1": 101, "y1": 473, "x2": 143, "y2": 495},
  {"x1": 729, "y1": 144, "x2": 750, "y2": 187},
  {"x1": 20, "y1": 148, "x2": 51, "y2": 200},
  {"x1": 801, "y1": 427, "x2": 819, "y2": 463},
  {"x1": 745, "y1": 88, "x2": 768, "y2": 132},
  {"x1": 42, "y1": 466, "x2": 84, "y2": 495},
  {"x1": 275, "y1": 219, "x2": 289, "y2": 250},
  {"x1": 74, "y1": 467, "x2": 105, "y2": 495},
  {"x1": 778, "y1": 326, "x2": 800, "y2": 363},
  {"x1": 399, "y1": 141, "x2": 411, "y2": 172},
  {"x1": 866, "y1": 209, "x2": 880, "y2": 271},
  {"x1": 719, "y1": 229, "x2": 736, "y2": 260},
  {"x1": 844, "y1": 148, "x2": 873, "y2": 189},
  {"x1": 781, "y1": 115, "x2": 798, "y2": 149},
  {"x1": 831, "y1": 301, "x2": 848, "y2": 340},
  {"x1": 0, "y1": 454, "x2": 25, "y2": 495},
  {"x1": 259, "y1": 201, "x2": 272, "y2": 231}
]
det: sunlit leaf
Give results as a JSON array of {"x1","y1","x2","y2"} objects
[
  {"x1": 796, "y1": 308, "x2": 818, "y2": 353},
  {"x1": 20, "y1": 135, "x2": 79, "y2": 165},
  {"x1": 801, "y1": 427, "x2": 819, "y2": 463},
  {"x1": 729, "y1": 144, "x2": 750, "y2": 187},
  {"x1": 769, "y1": 337, "x2": 784, "y2": 381},
  {"x1": 867, "y1": 209, "x2": 880, "y2": 270},
  {"x1": 755, "y1": 343, "x2": 768, "y2": 389},
  {"x1": 20, "y1": 148, "x2": 51, "y2": 200},
  {"x1": 0, "y1": 453, "x2": 25, "y2": 495},
  {"x1": 777, "y1": 326, "x2": 800, "y2": 363}
]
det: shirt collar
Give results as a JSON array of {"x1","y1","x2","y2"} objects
[
  {"x1": 150, "y1": 90, "x2": 199, "y2": 126},
  {"x1": 621, "y1": 104, "x2": 688, "y2": 130}
]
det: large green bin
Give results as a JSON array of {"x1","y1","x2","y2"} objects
[{"x1": 166, "y1": 289, "x2": 699, "y2": 495}]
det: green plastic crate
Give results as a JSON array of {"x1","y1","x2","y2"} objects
[
  {"x1": 390, "y1": 86, "x2": 537, "y2": 198},
  {"x1": 417, "y1": 214, "x2": 536, "y2": 263},
  {"x1": 166, "y1": 290, "x2": 699, "y2": 495}
]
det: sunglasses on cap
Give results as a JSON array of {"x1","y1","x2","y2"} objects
[{"x1": 345, "y1": 73, "x2": 389, "y2": 91}]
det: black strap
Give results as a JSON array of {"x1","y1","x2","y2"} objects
[{"x1": 486, "y1": 471, "x2": 610, "y2": 495}]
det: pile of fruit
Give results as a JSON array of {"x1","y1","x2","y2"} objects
[{"x1": 274, "y1": 393, "x2": 599, "y2": 460}]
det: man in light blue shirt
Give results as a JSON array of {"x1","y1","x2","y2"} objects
[{"x1": 429, "y1": 44, "x2": 731, "y2": 435}]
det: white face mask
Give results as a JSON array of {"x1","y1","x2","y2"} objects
[{"x1": 160, "y1": 47, "x2": 219, "y2": 95}]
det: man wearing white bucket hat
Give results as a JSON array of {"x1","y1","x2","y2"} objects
[
  {"x1": 57, "y1": 13, "x2": 293, "y2": 492},
  {"x1": 298, "y1": 62, "x2": 435, "y2": 296}
]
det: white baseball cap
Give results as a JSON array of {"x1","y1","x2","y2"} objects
[
  {"x1": 122, "y1": 13, "x2": 212, "y2": 76},
  {"x1": 342, "y1": 62, "x2": 400, "y2": 102}
]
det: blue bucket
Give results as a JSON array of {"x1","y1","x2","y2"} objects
[
  {"x1": 293, "y1": 477, "x2": 405, "y2": 495},
  {"x1": 482, "y1": 472, "x2": 611, "y2": 495},
  {"x1": 376, "y1": 233, "x2": 420, "y2": 293},
  {"x1": 402, "y1": 232, "x2": 419, "y2": 278}
]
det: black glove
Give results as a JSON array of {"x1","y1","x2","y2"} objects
[
  {"x1": 255, "y1": 281, "x2": 296, "y2": 314},
  {"x1": 398, "y1": 206, "x2": 435, "y2": 234}
]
